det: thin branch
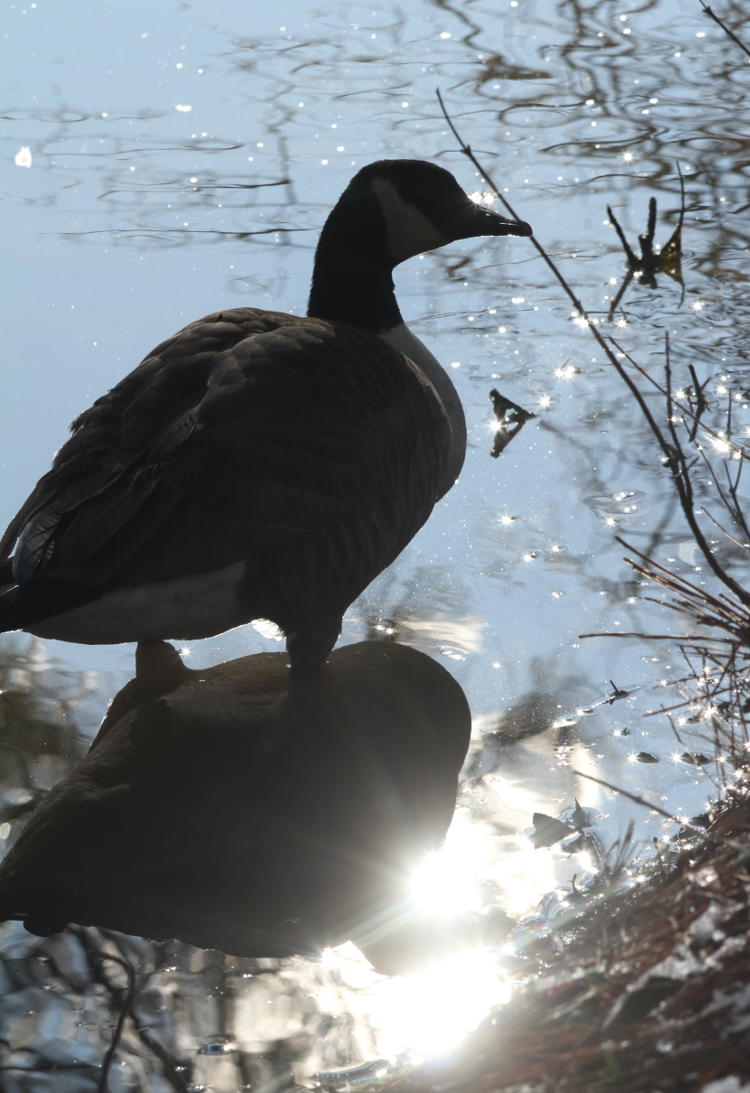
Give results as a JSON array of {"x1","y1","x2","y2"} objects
[
  {"x1": 579, "y1": 631, "x2": 738, "y2": 643},
  {"x1": 700, "y1": 2, "x2": 750, "y2": 60},
  {"x1": 436, "y1": 88, "x2": 750, "y2": 610},
  {"x1": 619, "y1": 537, "x2": 748, "y2": 616},
  {"x1": 572, "y1": 769, "x2": 705, "y2": 831},
  {"x1": 701, "y1": 505, "x2": 750, "y2": 554},
  {"x1": 608, "y1": 335, "x2": 748, "y2": 456}
]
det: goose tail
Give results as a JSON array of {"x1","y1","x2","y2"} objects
[
  {"x1": 0, "y1": 582, "x2": 22, "y2": 634},
  {"x1": 0, "y1": 884, "x2": 28, "y2": 927},
  {"x1": 0, "y1": 874, "x2": 66, "y2": 936},
  {"x1": 0, "y1": 575, "x2": 90, "y2": 636}
]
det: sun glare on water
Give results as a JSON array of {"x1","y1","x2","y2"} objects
[
  {"x1": 408, "y1": 820, "x2": 486, "y2": 916},
  {"x1": 371, "y1": 948, "x2": 510, "y2": 1059},
  {"x1": 318, "y1": 813, "x2": 518, "y2": 1063},
  {"x1": 319, "y1": 939, "x2": 510, "y2": 1063}
]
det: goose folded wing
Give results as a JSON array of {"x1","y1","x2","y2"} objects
[
  {"x1": 0, "y1": 309, "x2": 260, "y2": 584},
  {"x1": 1, "y1": 312, "x2": 448, "y2": 590}
]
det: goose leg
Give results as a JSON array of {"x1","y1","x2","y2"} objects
[{"x1": 285, "y1": 616, "x2": 342, "y2": 673}]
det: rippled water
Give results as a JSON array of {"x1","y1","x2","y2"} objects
[{"x1": 2, "y1": 0, "x2": 750, "y2": 1087}]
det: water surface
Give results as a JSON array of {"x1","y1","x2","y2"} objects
[{"x1": 2, "y1": 0, "x2": 750, "y2": 1086}]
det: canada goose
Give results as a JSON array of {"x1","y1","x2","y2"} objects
[
  {"x1": 0, "y1": 640, "x2": 471, "y2": 973},
  {"x1": 0, "y1": 160, "x2": 531, "y2": 669}
]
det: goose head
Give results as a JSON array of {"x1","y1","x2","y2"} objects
[
  {"x1": 314, "y1": 159, "x2": 531, "y2": 269},
  {"x1": 348, "y1": 158, "x2": 532, "y2": 266},
  {"x1": 308, "y1": 158, "x2": 531, "y2": 330}
]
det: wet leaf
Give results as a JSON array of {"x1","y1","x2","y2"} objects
[
  {"x1": 532, "y1": 812, "x2": 576, "y2": 848},
  {"x1": 570, "y1": 798, "x2": 594, "y2": 829}
]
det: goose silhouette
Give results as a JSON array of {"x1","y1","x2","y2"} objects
[
  {"x1": 0, "y1": 639, "x2": 471, "y2": 973},
  {"x1": 0, "y1": 160, "x2": 531, "y2": 669}
]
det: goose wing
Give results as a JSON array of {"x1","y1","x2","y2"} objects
[{"x1": 1, "y1": 308, "x2": 449, "y2": 589}]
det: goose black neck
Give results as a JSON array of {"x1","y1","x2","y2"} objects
[{"x1": 307, "y1": 189, "x2": 402, "y2": 333}]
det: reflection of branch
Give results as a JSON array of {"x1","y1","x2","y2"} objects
[
  {"x1": 700, "y1": 2, "x2": 750, "y2": 60},
  {"x1": 435, "y1": 89, "x2": 750, "y2": 611},
  {"x1": 97, "y1": 953, "x2": 136, "y2": 1093},
  {"x1": 71, "y1": 927, "x2": 193, "y2": 1093}
]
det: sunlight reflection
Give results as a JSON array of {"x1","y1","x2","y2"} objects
[
  {"x1": 394, "y1": 615, "x2": 484, "y2": 656},
  {"x1": 554, "y1": 363, "x2": 579, "y2": 380},
  {"x1": 371, "y1": 949, "x2": 510, "y2": 1059},
  {"x1": 251, "y1": 618, "x2": 284, "y2": 641},
  {"x1": 318, "y1": 938, "x2": 510, "y2": 1061},
  {"x1": 407, "y1": 803, "x2": 568, "y2": 926},
  {"x1": 708, "y1": 433, "x2": 731, "y2": 455},
  {"x1": 409, "y1": 813, "x2": 486, "y2": 915}
]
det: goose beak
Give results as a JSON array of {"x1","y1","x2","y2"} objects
[{"x1": 455, "y1": 201, "x2": 532, "y2": 240}]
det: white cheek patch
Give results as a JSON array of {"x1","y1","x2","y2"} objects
[{"x1": 370, "y1": 177, "x2": 447, "y2": 263}]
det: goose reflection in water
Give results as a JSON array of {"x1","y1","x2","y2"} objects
[{"x1": 0, "y1": 639, "x2": 472, "y2": 975}]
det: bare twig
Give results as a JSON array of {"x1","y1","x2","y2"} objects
[
  {"x1": 436, "y1": 89, "x2": 750, "y2": 610},
  {"x1": 572, "y1": 769, "x2": 705, "y2": 831},
  {"x1": 607, "y1": 335, "x2": 747, "y2": 457},
  {"x1": 700, "y1": 2, "x2": 750, "y2": 60}
]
